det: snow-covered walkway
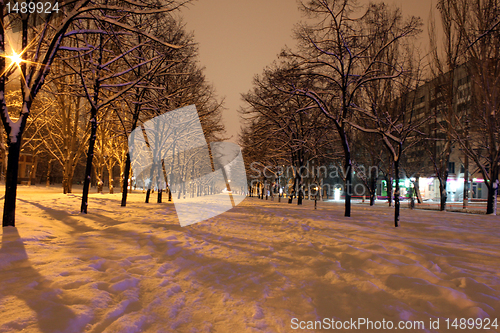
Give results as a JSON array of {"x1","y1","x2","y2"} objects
[{"x1": 1, "y1": 189, "x2": 499, "y2": 332}]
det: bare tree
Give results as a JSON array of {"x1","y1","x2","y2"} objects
[
  {"x1": 281, "y1": 0, "x2": 421, "y2": 217},
  {"x1": 348, "y1": 5, "x2": 426, "y2": 226},
  {"x1": 42, "y1": 59, "x2": 89, "y2": 194},
  {"x1": 351, "y1": 131, "x2": 387, "y2": 206},
  {"x1": 241, "y1": 63, "x2": 336, "y2": 205},
  {"x1": 116, "y1": 15, "x2": 189, "y2": 206},
  {"x1": 352, "y1": 53, "x2": 427, "y2": 227},
  {"x1": 446, "y1": 0, "x2": 500, "y2": 215},
  {"x1": 115, "y1": 15, "x2": 224, "y2": 206},
  {"x1": 62, "y1": 11, "x2": 185, "y2": 213},
  {"x1": 426, "y1": 0, "x2": 468, "y2": 210},
  {"x1": 0, "y1": 0, "x2": 189, "y2": 226}
]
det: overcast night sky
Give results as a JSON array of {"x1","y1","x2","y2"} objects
[{"x1": 181, "y1": 0, "x2": 435, "y2": 142}]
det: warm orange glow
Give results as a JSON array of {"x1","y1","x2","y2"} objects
[
  {"x1": 7, "y1": 51, "x2": 23, "y2": 67},
  {"x1": 0, "y1": 33, "x2": 42, "y2": 78},
  {"x1": 1, "y1": 49, "x2": 26, "y2": 77}
]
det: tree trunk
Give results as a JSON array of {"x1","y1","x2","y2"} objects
[
  {"x1": 121, "y1": 152, "x2": 131, "y2": 206},
  {"x1": 369, "y1": 192, "x2": 376, "y2": 206},
  {"x1": 62, "y1": 158, "x2": 74, "y2": 194},
  {"x1": 62, "y1": 175, "x2": 70, "y2": 194},
  {"x1": 463, "y1": 153, "x2": 469, "y2": 209},
  {"x1": 319, "y1": 179, "x2": 323, "y2": 202},
  {"x1": 80, "y1": 111, "x2": 98, "y2": 214},
  {"x1": 119, "y1": 171, "x2": 124, "y2": 193},
  {"x1": 387, "y1": 175, "x2": 393, "y2": 207},
  {"x1": 177, "y1": 182, "x2": 182, "y2": 199},
  {"x1": 2, "y1": 141, "x2": 21, "y2": 227},
  {"x1": 288, "y1": 178, "x2": 296, "y2": 204},
  {"x1": 80, "y1": 29, "x2": 104, "y2": 213},
  {"x1": 97, "y1": 171, "x2": 103, "y2": 194},
  {"x1": 28, "y1": 155, "x2": 37, "y2": 186},
  {"x1": 394, "y1": 160, "x2": 400, "y2": 227},
  {"x1": 296, "y1": 168, "x2": 303, "y2": 205},
  {"x1": 344, "y1": 159, "x2": 352, "y2": 217},
  {"x1": 0, "y1": 148, "x2": 7, "y2": 182},
  {"x1": 439, "y1": 174, "x2": 447, "y2": 211},
  {"x1": 108, "y1": 164, "x2": 114, "y2": 194},
  {"x1": 414, "y1": 176, "x2": 423, "y2": 204},
  {"x1": 157, "y1": 188, "x2": 162, "y2": 203},
  {"x1": 1, "y1": 12, "x2": 31, "y2": 227},
  {"x1": 369, "y1": 167, "x2": 377, "y2": 206},
  {"x1": 297, "y1": 181, "x2": 303, "y2": 205},
  {"x1": 46, "y1": 160, "x2": 53, "y2": 187},
  {"x1": 486, "y1": 176, "x2": 498, "y2": 215},
  {"x1": 262, "y1": 177, "x2": 266, "y2": 200}
]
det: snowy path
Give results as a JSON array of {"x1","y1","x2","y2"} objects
[{"x1": 0, "y1": 190, "x2": 499, "y2": 332}]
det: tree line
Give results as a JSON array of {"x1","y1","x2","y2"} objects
[
  {"x1": 1, "y1": 0, "x2": 225, "y2": 227},
  {"x1": 239, "y1": 0, "x2": 500, "y2": 225}
]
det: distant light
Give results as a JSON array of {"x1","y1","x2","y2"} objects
[
  {"x1": 421, "y1": 177, "x2": 433, "y2": 185},
  {"x1": 448, "y1": 179, "x2": 458, "y2": 192},
  {"x1": 334, "y1": 188, "x2": 341, "y2": 201}
]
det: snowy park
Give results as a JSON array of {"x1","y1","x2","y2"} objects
[
  {"x1": 1, "y1": 0, "x2": 500, "y2": 332},
  {"x1": 1, "y1": 186, "x2": 499, "y2": 332}
]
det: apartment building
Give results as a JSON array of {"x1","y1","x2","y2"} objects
[{"x1": 403, "y1": 64, "x2": 488, "y2": 201}]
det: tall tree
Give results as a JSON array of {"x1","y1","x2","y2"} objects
[
  {"x1": 448, "y1": 0, "x2": 500, "y2": 214},
  {"x1": 62, "y1": 13, "x2": 183, "y2": 213},
  {"x1": 117, "y1": 15, "x2": 225, "y2": 206},
  {"x1": 352, "y1": 53, "x2": 427, "y2": 227},
  {"x1": 42, "y1": 59, "x2": 89, "y2": 194},
  {"x1": 281, "y1": 0, "x2": 421, "y2": 217},
  {"x1": 0, "y1": 0, "x2": 189, "y2": 226},
  {"x1": 427, "y1": 0, "x2": 467, "y2": 211},
  {"x1": 241, "y1": 63, "x2": 336, "y2": 204}
]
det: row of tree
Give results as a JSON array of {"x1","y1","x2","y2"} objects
[
  {"x1": 1, "y1": 0, "x2": 225, "y2": 226},
  {"x1": 240, "y1": 0, "x2": 500, "y2": 225}
]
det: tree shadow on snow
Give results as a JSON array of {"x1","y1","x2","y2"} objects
[
  {"x1": 0, "y1": 227, "x2": 76, "y2": 332},
  {"x1": 18, "y1": 198, "x2": 125, "y2": 233}
]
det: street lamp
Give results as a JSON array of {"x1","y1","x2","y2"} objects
[
  {"x1": 9, "y1": 52, "x2": 23, "y2": 66},
  {"x1": 314, "y1": 185, "x2": 319, "y2": 209}
]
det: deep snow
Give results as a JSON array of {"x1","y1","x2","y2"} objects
[{"x1": 0, "y1": 186, "x2": 499, "y2": 332}]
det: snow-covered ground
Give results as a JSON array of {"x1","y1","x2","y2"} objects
[{"x1": 1, "y1": 186, "x2": 499, "y2": 333}]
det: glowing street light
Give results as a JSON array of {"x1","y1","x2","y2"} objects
[
  {"x1": 1, "y1": 36, "x2": 45, "y2": 79},
  {"x1": 1, "y1": 50, "x2": 27, "y2": 78},
  {"x1": 8, "y1": 51, "x2": 23, "y2": 66},
  {"x1": 334, "y1": 187, "x2": 341, "y2": 201},
  {"x1": 314, "y1": 185, "x2": 319, "y2": 209}
]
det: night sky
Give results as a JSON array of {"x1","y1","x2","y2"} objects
[{"x1": 182, "y1": 0, "x2": 435, "y2": 142}]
